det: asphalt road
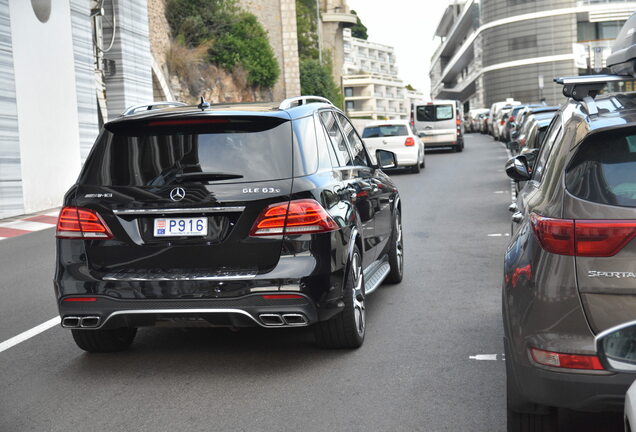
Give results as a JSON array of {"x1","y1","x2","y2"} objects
[{"x1": 0, "y1": 133, "x2": 624, "y2": 431}]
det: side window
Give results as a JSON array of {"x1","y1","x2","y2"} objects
[
  {"x1": 532, "y1": 116, "x2": 562, "y2": 183},
  {"x1": 314, "y1": 113, "x2": 336, "y2": 169},
  {"x1": 292, "y1": 115, "x2": 318, "y2": 176},
  {"x1": 335, "y1": 112, "x2": 369, "y2": 167},
  {"x1": 319, "y1": 111, "x2": 351, "y2": 166}
]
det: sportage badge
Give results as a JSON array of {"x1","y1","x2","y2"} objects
[{"x1": 170, "y1": 187, "x2": 186, "y2": 202}]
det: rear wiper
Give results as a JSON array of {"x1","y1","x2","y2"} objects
[{"x1": 174, "y1": 172, "x2": 244, "y2": 182}]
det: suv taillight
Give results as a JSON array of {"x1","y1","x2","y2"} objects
[
  {"x1": 250, "y1": 199, "x2": 338, "y2": 236},
  {"x1": 405, "y1": 137, "x2": 415, "y2": 146},
  {"x1": 56, "y1": 206, "x2": 113, "y2": 239},
  {"x1": 530, "y1": 213, "x2": 636, "y2": 257},
  {"x1": 509, "y1": 116, "x2": 515, "y2": 123}
]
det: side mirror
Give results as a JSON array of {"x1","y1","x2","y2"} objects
[
  {"x1": 505, "y1": 155, "x2": 531, "y2": 182},
  {"x1": 376, "y1": 149, "x2": 397, "y2": 170},
  {"x1": 596, "y1": 321, "x2": 636, "y2": 372}
]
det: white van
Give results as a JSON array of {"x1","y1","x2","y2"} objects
[
  {"x1": 488, "y1": 99, "x2": 520, "y2": 136},
  {"x1": 412, "y1": 100, "x2": 464, "y2": 152}
]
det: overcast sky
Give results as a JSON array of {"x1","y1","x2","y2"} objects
[{"x1": 346, "y1": 0, "x2": 450, "y2": 97}]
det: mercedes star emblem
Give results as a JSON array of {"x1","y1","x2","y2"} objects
[{"x1": 170, "y1": 187, "x2": 186, "y2": 202}]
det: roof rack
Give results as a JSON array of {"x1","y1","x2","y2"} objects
[
  {"x1": 278, "y1": 96, "x2": 334, "y2": 110},
  {"x1": 553, "y1": 74, "x2": 634, "y2": 116},
  {"x1": 121, "y1": 101, "x2": 188, "y2": 116}
]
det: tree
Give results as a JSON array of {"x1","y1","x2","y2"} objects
[
  {"x1": 300, "y1": 58, "x2": 343, "y2": 108},
  {"x1": 296, "y1": 0, "x2": 319, "y2": 60},
  {"x1": 350, "y1": 10, "x2": 368, "y2": 40},
  {"x1": 405, "y1": 84, "x2": 416, "y2": 92}
]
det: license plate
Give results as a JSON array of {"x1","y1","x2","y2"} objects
[{"x1": 153, "y1": 218, "x2": 208, "y2": 237}]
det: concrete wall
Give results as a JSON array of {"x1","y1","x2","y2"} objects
[
  {"x1": 239, "y1": 0, "x2": 301, "y2": 101},
  {"x1": 8, "y1": 0, "x2": 82, "y2": 214}
]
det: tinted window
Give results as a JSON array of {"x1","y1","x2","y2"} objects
[
  {"x1": 362, "y1": 125, "x2": 409, "y2": 138},
  {"x1": 336, "y1": 113, "x2": 369, "y2": 167},
  {"x1": 566, "y1": 130, "x2": 636, "y2": 207},
  {"x1": 319, "y1": 111, "x2": 351, "y2": 166},
  {"x1": 416, "y1": 105, "x2": 453, "y2": 122},
  {"x1": 292, "y1": 116, "x2": 318, "y2": 176},
  {"x1": 80, "y1": 117, "x2": 291, "y2": 186},
  {"x1": 532, "y1": 117, "x2": 562, "y2": 183}
]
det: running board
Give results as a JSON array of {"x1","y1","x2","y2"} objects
[{"x1": 363, "y1": 256, "x2": 391, "y2": 296}]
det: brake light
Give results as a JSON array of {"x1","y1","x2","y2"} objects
[
  {"x1": 405, "y1": 137, "x2": 415, "y2": 146},
  {"x1": 519, "y1": 137, "x2": 526, "y2": 147},
  {"x1": 250, "y1": 199, "x2": 338, "y2": 236},
  {"x1": 262, "y1": 294, "x2": 304, "y2": 300},
  {"x1": 530, "y1": 348, "x2": 603, "y2": 370},
  {"x1": 56, "y1": 206, "x2": 113, "y2": 239},
  {"x1": 500, "y1": 119, "x2": 505, "y2": 125},
  {"x1": 456, "y1": 117, "x2": 461, "y2": 127},
  {"x1": 575, "y1": 220, "x2": 636, "y2": 257},
  {"x1": 530, "y1": 214, "x2": 636, "y2": 257},
  {"x1": 509, "y1": 116, "x2": 515, "y2": 122},
  {"x1": 63, "y1": 297, "x2": 97, "y2": 302}
]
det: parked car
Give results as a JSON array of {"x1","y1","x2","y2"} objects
[
  {"x1": 504, "y1": 84, "x2": 636, "y2": 429},
  {"x1": 595, "y1": 320, "x2": 636, "y2": 432},
  {"x1": 413, "y1": 100, "x2": 464, "y2": 152},
  {"x1": 54, "y1": 96, "x2": 405, "y2": 352},
  {"x1": 477, "y1": 111, "x2": 490, "y2": 134},
  {"x1": 361, "y1": 120, "x2": 425, "y2": 173},
  {"x1": 466, "y1": 108, "x2": 489, "y2": 133},
  {"x1": 489, "y1": 99, "x2": 520, "y2": 135},
  {"x1": 514, "y1": 106, "x2": 559, "y2": 135},
  {"x1": 493, "y1": 106, "x2": 513, "y2": 141}
]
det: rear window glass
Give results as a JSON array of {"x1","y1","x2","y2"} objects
[
  {"x1": 416, "y1": 105, "x2": 454, "y2": 122},
  {"x1": 362, "y1": 125, "x2": 409, "y2": 138},
  {"x1": 80, "y1": 117, "x2": 292, "y2": 186},
  {"x1": 566, "y1": 130, "x2": 636, "y2": 207}
]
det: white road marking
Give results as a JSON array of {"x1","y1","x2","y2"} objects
[
  {"x1": 0, "y1": 316, "x2": 60, "y2": 354},
  {"x1": 488, "y1": 233, "x2": 510, "y2": 237},
  {"x1": 469, "y1": 354, "x2": 505, "y2": 361},
  {"x1": 0, "y1": 220, "x2": 54, "y2": 231},
  {"x1": 494, "y1": 190, "x2": 505, "y2": 194}
]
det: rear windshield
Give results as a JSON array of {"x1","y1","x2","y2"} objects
[
  {"x1": 416, "y1": 105, "x2": 454, "y2": 122},
  {"x1": 566, "y1": 130, "x2": 636, "y2": 207},
  {"x1": 80, "y1": 117, "x2": 293, "y2": 186},
  {"x1": 362, "y1": 125, "x2": 409, "y2": 138}
]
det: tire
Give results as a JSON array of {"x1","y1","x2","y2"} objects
[
  {"x1": 71, "y1": 327, "x2": 137, "y2": 353},
  {"x1": 506, "y1": 344, "x2": 558, "y2": 431},
  {"x1": 313, "y1": 246, "x2": 365, "y2": 349},
  {"x1": 385, "y1": 208, "x2": 404, "y2": 284},
  {"x1": 455, "y1": 143, "x2": 463, "y2": 153},
  {"x1": 411, "y1": 162, "x2": 421, "y2": 173},
  {"x1": 420, "y1": 156, "x2": 425, "y2": 168}
]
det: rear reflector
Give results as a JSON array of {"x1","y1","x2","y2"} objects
[
  {"x1": 262, "y1": 294, "x2": 304, "y2": 300},
  {"x1": 530, "y1": 348, "x2": 603, "y2": 370},
  {"x1": 405, "y1": 137, "x2": 415, "y2": 146},
  {"x1": 63, "y1": 297, "x2": 98, "y2": 302},
  {"x1": 530, "y1": 213, "x2": 636, "y2": 257},
  {"x1": 56, "y1": 206, "x2": 113, "y2": 239},
  {"x1": 250, "y1": 199, "x2": 338, "y2": 236}
]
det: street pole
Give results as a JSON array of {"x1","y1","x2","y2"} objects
[{"x1": 316, "y1": 0, "x2": 322, "y2": 65}]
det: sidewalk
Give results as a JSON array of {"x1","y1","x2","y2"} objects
[{"x1": 0, "y1": 208, "x2": 60, "y2": 241}]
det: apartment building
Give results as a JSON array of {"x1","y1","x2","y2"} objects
[
  {"x1": 429, "y1": 0, "x2": 636, "y2": 110},
  {"x1": 342, "y1": 28, "x2": 407, "y2": 119}
]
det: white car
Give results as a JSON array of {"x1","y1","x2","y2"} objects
[{"x1": 361, "y1": 120, "x2": 425, "y2": 173}]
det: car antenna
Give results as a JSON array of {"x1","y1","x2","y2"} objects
[{"x1": 198, "y1": 96, "x2": 210, "y2": 110}]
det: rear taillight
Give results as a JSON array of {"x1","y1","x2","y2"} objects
[
  {"x1": 575, "y1": 220, "x2": 636, "y2": 257},
  {"x1": 530, "y1": 213, "x2": 636, "y2": 257},
  {"x1": 250, "y1": 199, "x2": 338, "y2": 236},
  {"x1": 519, "y1": 137, "x2": 526, "y2": 147},
  {"x1": 509, "y1": 116, "x2": 515, "y2": 122},
  {"x1": 500, "y1": 119, "x2": 505, "y2": 125},
  {"x1": 530, "y1": 214, "x2": 574, "y2": 255},
  {"x1": 405, "y1": 137, "x2": 415, "y2": 146},
  {"x1": 530, "y1": 348, "x2": 603, "y2": 370},
  {"x1": 56, "y1": 206, "x2": 113, "y2": 239}
]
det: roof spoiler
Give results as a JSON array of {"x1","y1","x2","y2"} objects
[{"x1": 279, "y1": 96, "x2": 334, "y2": 110}]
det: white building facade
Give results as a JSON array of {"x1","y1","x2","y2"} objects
[{"x1": 342, "y1": 28, "x2": 407, "y2": 119}]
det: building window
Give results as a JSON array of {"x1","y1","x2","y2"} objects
[
  {"x1": 345, "y1": 87, "x2": 354, "y2": 97},
  {"x1": 346, "y1": 101, "x2": 355, "y2": 110},
  {"x1": 509, "y1": 36, "x2": 538, "y2": 51},
  {"x1": 578, "y1": 21, "x2": 625, "y2": 42},
  {"x1": 508, "y1": 0, "x2": 534, "y2": 4}
]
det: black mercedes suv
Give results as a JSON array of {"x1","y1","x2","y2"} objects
[{"x1": 54, "y1": 96, "x2": 403, "y2": 352}]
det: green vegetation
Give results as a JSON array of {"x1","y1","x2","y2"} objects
[
  {"x1": 295, "y1": 0, "x2": 343, "y2": 108},
  {"x1": 166, "y1": 0, "x2": 279, "y2": 89},
  {"x1": 405, "y1": 84, "x2": 416, "y2": 92},
  {"x1": 350, "y1": 10, "x2": 368, "y2": 40}
]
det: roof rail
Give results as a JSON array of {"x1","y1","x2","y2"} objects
[
  {"x1": 554, "y1": 74, "x2": 636, "y2": 116},
  {"x1": 121, "y1": 101, "x2": 188, "y2": 116},
  {"x1": 278, "y1": 96, "x2": 334, "y2": 110}
]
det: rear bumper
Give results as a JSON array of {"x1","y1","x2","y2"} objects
[{"x1": 58, "y1": 293, "x2": 324, "y2": 329}]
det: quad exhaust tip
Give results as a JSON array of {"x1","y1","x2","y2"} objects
[
  {"x1": 259, "y1": 313, "x2": 308, "y2": 327},
  {"x1": 62, "y1": 315, "x2": 101, "y2": 328}
]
